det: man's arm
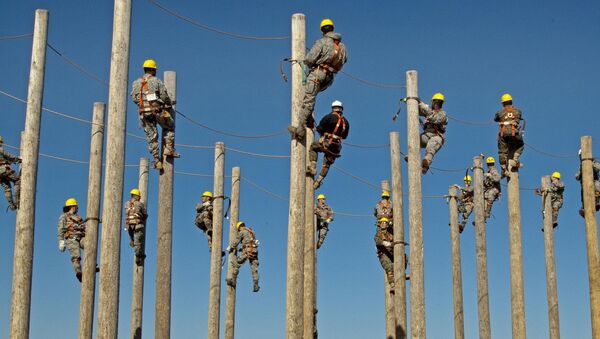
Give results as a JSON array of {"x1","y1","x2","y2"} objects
[
  {"x1": 304, "y1": 39, "x2": 323, "y2": 68},
  {"x1": 57, "y1": 215, "x2": 67, "y2": 242},
  {"x1": 418, "y1": 102, "x2": 431, "y2": 117}
]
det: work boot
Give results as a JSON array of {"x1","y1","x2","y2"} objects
[
  {"x1": 226, "y1": 277, "x2": 236, "y2": 287},
  {"x1": 501, "y1": 166, "x2": 509, "y2": 178},
  {"x1": 404, "y1": 155, "x2": 408, "y2": 163},
  {"x1": 316, "y1": 239, "x2": 324, "y2": 249},
  {"x1": 129, "y1": 239, "x2": 134, "y2": 248},
  {"x1": 458, "y1": 222, "x2": 465, "y2": 233},
  {"x1": 135, "y1": 254, "x2": 146, "y2": 266},
  {"x1": 163, "y1": 147, "x2": 180, "y2": 158},
  {"x1": 580, "y1": 208, "x2": 585, "y2": 218},
  {"x1": 153, "y1": 159, "x2": 163, "y2": 170},
  {"x1": 405, "y1": 274, "x2": 411, "y2": 281},
  {"x1": 8, "y1": 202, "x2": 16, "y2": 211},
  {"x1": 253, "y1": 281, "x2": 260, "y2": 292},
  {"x1": 287, "y1": 125, "x2": 305, "y2": 140},
  {"x1": 421, "y1": 159, "x2": 430, "y2": 174},
  {"x1": 76, "y1": 272, "x2": 82, "y2": 282},
  {"x1": 306, "y1": 161, "x2": 317, "y2": 177},
  {"x1": 96, "y1": 266, "x2": 100, "y2": 273}
]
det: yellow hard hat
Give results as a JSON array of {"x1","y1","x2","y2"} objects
[
  {"x1": 378, "y1": 217, "x2": 390, "y2": 223},
  {"x1": 501, "y1": 93, "x2": 513, "y2": 103},
  {"x1": 317, "y1": 194, "x2": 326, "y2": 200},
  {"x1": 130, "y1": 188, "x2": 141, "y2": 196},
  {"x1": 65, "y1": 198, "x2": 78, "y2": 207},
  {"x1": 464, "y1": 175, "x2": 472, "y2": 182},
  {"x1": 202, "y1": 191, "x2": 213, "y2": 198},
  {"x1": 432, "y1": 92, "x2": 445, "y2": 101},
  {"x1": 143, "y1": 59, "x2": 157, "y2": 69},
  {"x1": 320, "y1": 18, "x2": 334, "y2": 29},
  {"x1": 381, "y1": 191, "x2": 390, "y2": 198},
  {"x1": 486, "y1": 156, "x2": 496, "y2": 164},
  {"x1": 552, "y1": 171, "x2": 561, "y2": 179},
  {"x1": 236, "y1": 221, "x2": 245, "y2": 229}
]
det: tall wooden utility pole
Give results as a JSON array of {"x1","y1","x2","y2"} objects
[
  {"x1": 207, "y1": 142, "x2": 225, "y2": 339},
  {"x1": 96, "y1": 0, "x2": 131, "y2": 337},
  {"x1": 286, "y1": 13, "x2": 306, "y2": 339},
  {"x1": 448, "y1": 186, "x2": 464, "y2": 339},
  {"x1": 130, "y1": 157, "x2": 149, "y2": 339},
  {"x1": 225, "y1": 166, "x2": 241, "y2": 339},
  {"x1": 79, "y1": 102, "x2": 105, "y2": 339},
  {"x1": 390, "y1": 131, "x2": 407, "y2": 338},
  {"x1": 580, "y1": 136, "x2": 600, "y2": 337},
  {"x1": 541, "y1": 175, "x2": 560, "y2": 339},
  {"x1": 155, "y1": 70, "x2": 176, "y2": 338},
  {"x1": 473, "y1": 155, "x2": 491, "y2": 338},
  {"x1": 382, "y1": 180, "x2": 396, "y2": 338},
  {"x1": 406, "y1": 70, "x2": 426, "y2": 338},
  {"x1": 507, "y1": 159, "x2": 526, "y2": 338},
  {"x1": 304, "y1": 128, "x2": 316, "y2": 339},
  {"x1": 9, "y1": 9, "x2": 48, "y2": 339}
]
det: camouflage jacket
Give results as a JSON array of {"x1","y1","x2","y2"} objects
[
  {"x1": 576, "y1": 160, "x2": 600, "y2": 182},
  {"x1": 125, "y1": 199, "x2": 147, "y2": 226},
  {"x1": 304, "y1": 32, "x2": 347, "y2": 72},
  {"x1": 549, "y1": 178, "x2": 565, "y2": 201},
  {"x1": 0, "y1": 146, "x2": 20, "y2": 165},
  {"x1": 373, "y1": 199, "x2": 393, "y2": 220},
  {"x1": 459, "y1": 185, "x2": 474, "y2": 205},
  {"x1": 315, "y1": 202, "x2": 334, "y2": 223},
  {"x1": 230, "y1": 227, "x2": 258, "y2": 252},
  {"x1": 484, "y1": 166, "x2": 502, "y2": 191},
  {"x1": 374, "y1": 226, "x2": 394, "y2": 255},
  {"x1": 58, "y1": 212, "x2": 85, "y2": 241},
  {"x1": 418, "y1": 102, "x2": 448, "y2": 135},
  {"x1": 130, "y1": 73, "x2": 172, "y2": 113},
  {"x1": 195, "y1": 201, "x2": 213, "y2": 219}
]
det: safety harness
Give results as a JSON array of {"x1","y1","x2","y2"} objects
[
  {"x1": 125, "y1": 200, "x2": 144, "y2": 225},
  {"x1": 138, "y1": 75, "x2": 162, "y2": 115},
  {"x1": 64, "y1": 214, "x2": 86, "y2": 239},
  {"x1": 376, "y1": 200, "x2": 393, "y2": 219},
  {"x1": 423, "y1": 109, "x2": 446, "y2": 144},
  {"x1": 376, "y1": 227, "x2": 394, "y2": 256},
  {"x1": 498, "y1": 106, "x2": 521, "y2": 138},
  {"x1": 320, "y1": 112, "x2": 346, "y2": 159},
  {"x1": 241, "y1": 227, "x2": 258, "y2": 259},
  {"x1": 319, "y1": 39, "x2": 344, "y2": 74}
]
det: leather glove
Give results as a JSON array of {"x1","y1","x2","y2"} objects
[
  {"x1": 226, "y1": 246, "x2": 233, "y2": 253},
  {"x1": 382, "y1": 241, "x2": 392, "y2": 247},
  {"x1": 59, "y1": 240, "x2": 66, "y2": 252}
]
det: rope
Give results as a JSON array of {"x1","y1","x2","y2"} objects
[
  {"x1": 429, "y1": 165, "x2": 469, "y2": 173},
  {"x1": 340, "y1": 70, "x2": 405, "y2": 89},
  {"x1": 525, "y1": 142, "x2": 578, "y2": 159},
  {"x1": 148, "y1": 0, "x2": 289, "y2": 41},
  {"x1": 0, "y1": 33, "x2": 33, "y2": 41},
  {"x1": 447, "y1": 115, "x2": 495, "y2": 126},
  {"x1": 344, "y1": 142, "x2": 390, "y2": 149},
  {"x1": 332, "y1": 165, "x2": 380, "y2": 190},
  {"x1": 336, "y1": 211, "x2": 372, "y2": 218},
  {"x1": 242, "y1": 177, "x2": 287, "y2": 202},
  {"x1": 225, "y1": 146, "x2": 289, "y2": 159},
  {"x1": 46, "y1": 43, "x2": 109, "y2": 86}
]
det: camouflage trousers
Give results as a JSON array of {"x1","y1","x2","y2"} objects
[
  {"x1": 420, "y1": 132, "x2": 444, "y2": 163},
  {"x1": 0, "y1": 168, "x2": 20, "y2": 207},
  {"x1": 458, "y1": 202, "x2": 474, "y2": 228},
  {"x1": 316, "y1": 221, "x2": 329, "y2": 248},
  {"x1": 195, "y1": 213, "x2": 213, "y2": 247},
  {"x1": 230, "y1": 249, "x2": 259, "y2": 284},
  {"x1": 484, "y1": 188, "x2": 500, "y2": 219},
  {"x1": 551, "y1": 198, "x2": 563, "y2": 225},
  {"x1": 377, "y1": 251, "x2": 394, "y2": 287},
  {"x1": 140, "y1": 110, "x2": 175, "y2": 159},
  {"x1": 127, "y1": 223, "x2": 145, "y2": 259},
  {"x1": 299, "y1": 68, "x2": 334, "y2": 128},
  {"x1": 66, "y1": 236, "x2": 84, "y2": 274},
  {"x1": 498, "y1": 135, "x2": 524, "y2": 168},
  {"x1": 309, "y1": 139, "x2": 341, "y2": 186}
]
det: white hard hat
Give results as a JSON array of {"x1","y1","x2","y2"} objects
[{"x1": 331, "y1": 100, "x2": 343, "y2": 108}]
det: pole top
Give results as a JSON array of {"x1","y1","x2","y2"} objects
[{"x1": 448, "y1": 185, "x2": 458, "y2": 197}]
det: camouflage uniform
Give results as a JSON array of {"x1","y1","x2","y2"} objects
[
  {"x1": 125, "y1": 197, "x2": 148, "y2": 264},
  {"x1": 195, "y1": 200, "x2": 214, "y2": 248},
  {"x1": 484, "y1": 165, "x2": 502, "y2": 219},
  {"x1": 131, "y1": 73, "x2": 177, "y2": 164},
  {"x1": 374, "y1": 220, "x2": 395, "y2": 290},
  {"x1": 0, "y1": 145, "x2": 21, "y2": 210},
  {"x1": 576, "y1": 160, "x2": 600, "y2": 213},
  {"x1": 374, "y1": 199, "x2": 393, "y2": 223},
  {"x1": 315, "y1": 200, "x2": 334, "y2": 249},
  {"x1": 58, "y1": 211, "x2": 86, "y2": 275},
  {"x1": 418, "y1": 102, "x2": 448, "y2": 168},
  {"x1": 296, "y1": 32, "x2": 348, "y2": 133},
  {"x1": 227, "y1": 226, "x2": 260, "y2": 292},
  {"x1": 458, "y1": 184, "x2": 474, "y2": 233},
  {"x1": 548, "y1": 177, "x2": 565, "y2": 227},
  {"x1": 494, "y1": 106, "x2": 524, "y2": 173}
]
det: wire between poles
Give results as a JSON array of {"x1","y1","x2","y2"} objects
[{"x1": 0, "y1": 33, "x2": 33, "y2": 41}]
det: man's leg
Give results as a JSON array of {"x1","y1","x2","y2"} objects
[
  {"x1": 0, "y1": 180, "x2": 15, "y2": 210},
  {"x1": 67, "y1": 238, "x2": 82, "y2": 281},
  {"x1": 307, "y1": 141, "x2": 322, "y2": 177},
  {"x1": 314, "y1": 156, "x2": 334, "y2": 189},
  {"x1": 316, "y1": 224, "x2": 329, "y2": 249},
  {"x1": 498, "y1": 137, "x2": 509, "y2": 176},
  {"x1": 158, "y1": 111, "x2": 179, "y2": 158},
  {"x1": 7, "y1": 171, "x2": 20, "y2": 208},
  {"x1": 205, "y1": 217, "x2": 213, "y2": 249},
  {"x1": 227, "y1": 252, "x2": 248, "y2": 287},
  {"x1": 140, "y1": 115, "x2": 161, "y2": 169},
  {"x1": 423, "y1": 134, "x2": 443, "y2": 173},
  {"x1": 379, "y1": 253, "x2": 395, "y2": 291},
  {"x1": 250, "y1": 256, "x2": 260, "y2": 292},
  {"x1": 134, "y1": 225, "x2": 146, "y2": 264}
]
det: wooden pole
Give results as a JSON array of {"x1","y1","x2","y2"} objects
[
  {"x1": 78, "y1": 102, "x2": 105, "y2": 339},
  {"x1": 304, "y1": 128, "x2": 316, "y2": 339},
  {"x1": 154, "y1": 70, "x2": 176, "y2": 338},
  {"x1": 382, "y1": 180, "x2": 396, "y2": 339},
  {"x1": 207, "y1": 142, "x2": 225, "y2": 339},
  {"x1": 224, "y1": 166, "x2": 241, "y2": 339},
  {"x1": 130, "y1": 157, "x2": 149, "y2": 339},
  {"x1": 9, "y1": 9, "x2": 48, "y2": 339},
  {"x1": 507, "y1": 159, "x2": 526, "y2": 337},
  {"x1": 390, "y1": 131, "x2": 407, "y2": 338},
  {"x1": 580, "y1": 136, "x2": 600, "y2": 337},
  {"x1": 473, "y1": 155, "x2": 491, "y2": 338},
  {"x1": 406, "y1": 70, "x2": 426, "y2": 338},
  {"x1": 448, "y1": 186, "x2": 464, "y2": 339},
  {"x1": 541, "y1": 175, "x2": 560, "y2": 339},
  {"x1": 286, "y1": 13, "x2": 306, "y2": 339},
  {"x1": 96, "y1": 0, "x2": 131, "y2": 337}
]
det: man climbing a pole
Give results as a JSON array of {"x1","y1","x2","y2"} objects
[
  {"x1": 130, "y1": 59, "x2": 179, "y2": 170},
  {"x1": 308, "y1": 100, "x2": 350, "y2": 189},
  {"x1": 547, "y1": 172, "x2": 565, "y2": 228},
  {"x1": 483, "y1": 156, "x2": 502, "y2": 220},
  {"x1": 288, "y1": 18, "x2": 348, "y2": 140},
  {"x1": 315, "y1": 193, "x2": 334, "y2": 249},
  {"x1": 494, "y1": 93, "x2": 524, "y2": 177},
  {"x1": 576, "y1": 150, "x2": 600, "y2": 216},
  {"x1": 124, "y1": 188, "x2": 148, "y2": 265},
  {"x1": 375, "y1": 217, "x2": 408, "y2": 292},
  {"x1": 226, "y1": 221, "x2": 260, "y2": 292},
  {"x1": 374, "y1": 190, "x2": 393, "y2": 223},
  {"x1": 456, "y1": 175, "x2": 474, "y2": 233},
  {"x1": 58, "y1": 198, "x2": 98, "y2": 282},
  {"x1": 0, "y1": 135, "x2": 21, "y2": 211},
  {"x1": 195, "y1": 191, "x2": 214, "y2": 250}
]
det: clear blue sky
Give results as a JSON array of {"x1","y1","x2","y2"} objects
[{"x1": 1, "y1": 0, "x2": 599, "y2": 338}]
